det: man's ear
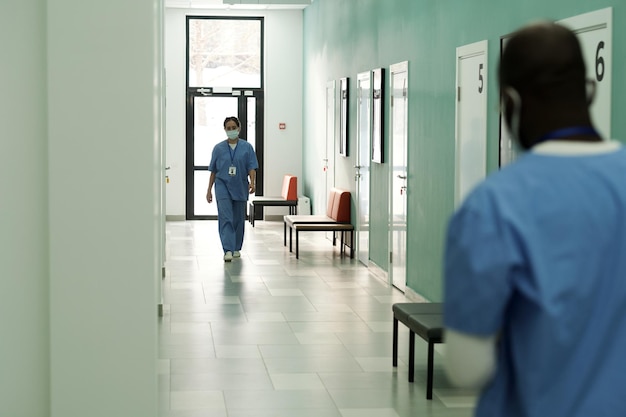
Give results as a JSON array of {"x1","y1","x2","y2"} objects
[{"x1": 586, "y1": 79, "x2": 596, "y2": 106}]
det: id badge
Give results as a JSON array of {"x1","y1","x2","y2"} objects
[{"x1": 228, "y1": 166, "x2": 237, "y2": 176}]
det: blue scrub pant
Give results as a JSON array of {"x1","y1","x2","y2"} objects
[{"x1": 216, "y1": 196, "x2": 247, "y2": 253}]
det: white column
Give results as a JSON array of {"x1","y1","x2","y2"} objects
[
  {"x1": 0, "y1": 0, "x2": 51, "y2": 415},
  {"x1": 47, "y1": 0, "x2": 161, "y2": 415}
]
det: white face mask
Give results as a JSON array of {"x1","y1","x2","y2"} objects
[{"x1": 226, "y1": 129, "x2": 239, "y2": 140}]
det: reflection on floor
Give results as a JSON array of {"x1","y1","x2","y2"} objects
[{"x1": 159, "y1": 220, "x2": 477, "y2": 417}]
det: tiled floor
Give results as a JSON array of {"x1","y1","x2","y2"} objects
[{"x1": 159, "y1": 220, "x2": 477, "y2": 417}]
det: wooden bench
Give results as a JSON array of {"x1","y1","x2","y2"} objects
[
  {"x1": 249, "y1": 174, "x2": 298, "y2": 227},
  {"x1": 283, "y1": 188, "x2": 353, "y2": 259},
  {"x1": 392, "y1": 302, "x2": 444, "y2": 400}
]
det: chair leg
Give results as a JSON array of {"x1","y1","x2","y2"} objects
[
  {"x1": 289, "y1": 227, "x2": 293, "y2": 252},
  {"x1": 427, "y1": 340, "x2": 434, "y2": 400},
  {"x1": 392, "y1": 317, "x2": 399, "y2": 367},
  {"x1": 283, "y1": 222, "x2": 287, "y2": 246},
  {"x1": 408, "y1": 330, "x2": 415, "y2": 383}
]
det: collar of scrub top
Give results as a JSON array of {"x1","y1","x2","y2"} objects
[{"x1": 535, "y1": 126, "x2": 600, "y2": 145}]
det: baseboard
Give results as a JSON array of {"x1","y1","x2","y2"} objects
[
  {"x1": 166, "y1": 215, "x2": 186, "y2": 221},
  {"x1": 368, "y1": 261, "x2": 388, "y2": 285},
  {"x1": 404, "y1": 287, "x2": 430, "y2": 302},
  {"x1": 261, "y1": 215, "x2": 284, "y2": 222},
  {"x1": 367, "y1": 261, "x2": 430, "y2": 302}
]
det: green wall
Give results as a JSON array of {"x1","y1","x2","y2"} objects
[{"x1": 303, "y1": 0, "x2": 625, "y2": 300}]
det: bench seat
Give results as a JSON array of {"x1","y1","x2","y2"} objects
[
  {"x1": 392, "y1": 302, "x2": 444, "y2": 400},
  {"x1": 283, "y1": 188, "x2": 352, "y2": 259},
  {"x1": 292, "y1": 222, "x2": 354, "y2": 259},
  {"x1": 249, "y1": 175, "x2": 297, "y2": 226}
]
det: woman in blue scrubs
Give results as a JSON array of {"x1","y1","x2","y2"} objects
[{"x1": 206, "y1": 116, "x2": 258, "y2": 262}]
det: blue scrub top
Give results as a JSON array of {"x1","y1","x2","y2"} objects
[
  {"x1": 208, "y1": 139, "x2": 258, "y2": 201},
  {"x1": 444, "y1": 144, "x2": 626, "y2": 417}
]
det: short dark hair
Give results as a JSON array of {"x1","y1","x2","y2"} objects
[
  {"x1": 499, "y1": 22, "x2": 587, "y2": 103},
  {"x1": 223, "y1": 116, "x2": 240, "y2": 128}
]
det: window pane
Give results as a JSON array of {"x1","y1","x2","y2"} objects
[
  {"x1": 189, "y1": 18, "x2": 261, "y2": 88},
  {"x1": 194, "y1": 96, "x2": 238, "y2": 166},
  {"x1": 246, "y1": 97, "x2": 256, "y2": 150},
  {"x1": 194, "y1": 171, "x2": 218, "y2": 216}
]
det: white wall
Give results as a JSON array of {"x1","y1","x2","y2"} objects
[
  {"x1": 2, "y1": 0, "x2": 161, "y2": 415},
  {"x1": 0, "y1": 0, "x2": 50, "y2": 415},
  {"x1": 165, "y1": 7, "x2": 304, "y2": 217},
  {"x1": 3, "y1": 0, "x2": 163, "y2": 416}
]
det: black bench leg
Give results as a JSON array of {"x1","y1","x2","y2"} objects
[
  {"x1": 392, "y1": 317, "x2": 399, "y2": 367},
  {"x1": 289, "y1": 227, "x2": 293, "y2": 252},
  {"x1": 349, "y1": 230, "x2": 354, "y2": 258},
  {"x1": 296, "y1": 229, "x2": 300, "y2": 259},
  {"x1": 427, "y1": 340, "x2": 434, "y2": 400},
  {"x1": 340, "y1": 231, "x2": 345, "y2": 256},
  {"x1": 251, "y1": 205, "x2": 255, "y2": 227},
  {"x1": 408, "y1": 330, "x2": 415, "y2": 383},
  {"x1": 283, "y1": 222, "x2": 287, "y2": 246}
]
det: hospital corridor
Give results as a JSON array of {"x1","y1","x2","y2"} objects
[{"x1": 158, "y1": 220, "x2": 477, "y2": 416}]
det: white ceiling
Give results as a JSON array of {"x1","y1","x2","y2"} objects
[{"x1": 165, "y1": 0, "x2": 312, "y2": 10}]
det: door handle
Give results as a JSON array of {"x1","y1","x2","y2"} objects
[{"x1": 397, "y1": 175, "x2": 407, "y2": 180}]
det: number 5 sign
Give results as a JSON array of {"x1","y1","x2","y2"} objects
[{"x1": 559, "y1": 8, "x2": 613, "y2": 140}]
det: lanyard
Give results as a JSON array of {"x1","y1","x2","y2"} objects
[
  {"x1": 536, "y1": 126, "x2": 599, "y2": 144},
  {"x1": 228, "y1": 142, "x2": 238, "y2": 165}
]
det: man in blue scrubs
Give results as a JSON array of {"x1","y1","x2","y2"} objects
[
  {"x1": 444, "y1": 22, "x2": 626, "y2": 417},
  {"x1": 207, "y1": 116, "x2": 258, "y2": 262}
]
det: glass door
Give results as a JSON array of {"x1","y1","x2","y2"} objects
[
  {"x1": 189, "y1": 95, "x2": 237, "y2": 218},
  {"x1": 185, "y1": 16, "x2": 264, "y2": 220},
  {"x1": 186, "y1": 93, "x2": 263, "y2": 220}
]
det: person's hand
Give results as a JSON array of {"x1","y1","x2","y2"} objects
[
  {"x1": 206, "y1": 190, "x2": 213, "y2": 203},
  {"x1": 249, "y1": 183, "x2": 256, "y2": 194}
]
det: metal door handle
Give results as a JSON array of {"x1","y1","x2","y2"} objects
[{"x1": 397, "y1": 175, "x2": 407, "y2": 180}]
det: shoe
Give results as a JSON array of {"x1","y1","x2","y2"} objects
[
  {"x1": 223, "y1": 251, "x2": 233, "y2": 262},
  {"x1": 233, "y1": 251, "x2": 241, "y2": 258}
]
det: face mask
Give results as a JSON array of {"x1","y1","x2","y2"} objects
[{"x1": 226, "y1": 129, "x2": 239, "y2": 140}]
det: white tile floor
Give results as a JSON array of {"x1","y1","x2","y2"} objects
[{"x1": 159, "y1": 220, "x2": 477, "y2": 416}]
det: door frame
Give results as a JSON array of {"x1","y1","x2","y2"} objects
[
  {"x1": 388, "y1": 61, "x2": 409, "y2": 292},
  {"x1": 185, "y1": 90, "x2": 264, "y2": 220},
  {"x1": 355, "y1": 71, "x2": 371, "y2": 266}
]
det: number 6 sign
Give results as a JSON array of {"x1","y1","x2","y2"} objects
[{"x1": 559, "y1": 8, "x2": 612, "y2": 140}]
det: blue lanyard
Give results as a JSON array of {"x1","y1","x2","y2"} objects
[
  {"x1": 536, "y1": 126, "x2": 599, "y2": 144},
  {"x1": 228, "y1": 142, "x2": 238, "y2": 164}
]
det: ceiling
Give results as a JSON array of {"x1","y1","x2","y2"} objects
[{"x1": 165, "y1": 0, "x2": 312, "y2": 10}]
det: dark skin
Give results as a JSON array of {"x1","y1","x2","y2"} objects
[{"x1": 499, "y1": 22, "x2": 602, "y2": 150}]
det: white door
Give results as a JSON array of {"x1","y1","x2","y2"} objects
[
  {"x1": 455, "y1": 41, "x2": 488, "y2": 207},
  {"x1": 389, "y1": 62, "x2": 409, "y2": 292},
  {"x1": 323, "y1": 80, "x2": 336, "y2": 215},
  {"x1": 355, "y1": 71, "x2": 371, "y2": 266}
]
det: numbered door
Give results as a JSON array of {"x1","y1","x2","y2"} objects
[
  {"x1": 389, "y1": 62, "x2": 409, "y2": 292},
  {"x1": 455, "y1": 41, "x2": 488, "y2": 206},
  {"x1": 355, "y1": 71, "x2": 371, "y2": 266}
]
